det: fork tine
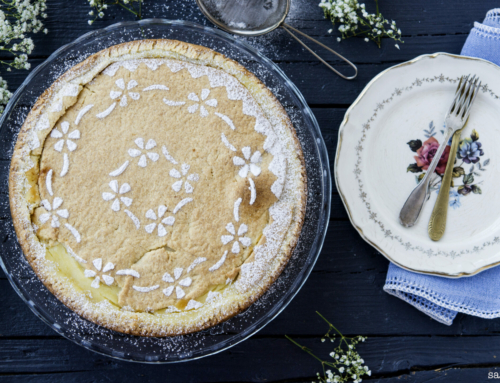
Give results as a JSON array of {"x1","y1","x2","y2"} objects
[
  {"x1": 462, "y1": 79, "x2": 481, "y2": 122},
  {"x1": 455, "y1": 75, "x2": 476, "y2": 116},
  {"x1": 463, "y1": 77, "x2": 479, "y2": 109},
  {"x1": 458, "y1": 76, "x2": 478, "y2": 119},
  {"x1": 448, "y1": 75, "x2": 470, "y2": 115}
]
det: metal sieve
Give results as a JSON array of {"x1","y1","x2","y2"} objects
[{"x1": 196, "y1": 0, "x2": 358, "y2": 80}]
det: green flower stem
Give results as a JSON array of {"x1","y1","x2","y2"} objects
[
  {"x1": 286, "y1": 312, "x2": 370, "y2": 383},
  {"x1": 117, "y1": 1, "x2": 139, "y2": 17}
]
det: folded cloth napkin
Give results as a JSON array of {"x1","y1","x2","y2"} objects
[{"x1": 383, "y1": 9, "x2": 500, "y2": 326}]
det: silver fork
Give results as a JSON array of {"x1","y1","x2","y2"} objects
[{"x1": 399, "y1": 75, "x2": 481, "y2": 228}]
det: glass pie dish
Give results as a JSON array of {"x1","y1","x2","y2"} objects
[{"x1": 0, "y1": 19, "x2": 331, "y2": 363}]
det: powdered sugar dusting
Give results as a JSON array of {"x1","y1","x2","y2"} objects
[
  {"x1": 185, "y1": 300, "x2": 203, "y2": 310},
  {"x1": 143, "y1": 84, "x2": 169, "y2": 91},
  {"x1": 35, "y1": 113, "x2": 50, "y2": 131},
  {"x1": 209, "y1": 251, "x2": 227, "y2": 272},
  {"x1": 133, "y1": 285, "x2": 159, "y2": 293},
  {"x1": 64, "y1": 223, "x2": 81, "y2": 243},
  {"x1": 65, "y1": 244, "x2": 86, "y2": 264},
  {"x1": 46, "y1": 169, "x2": 53, "y2": 196},
  {"x1": 221, "y1": 133, "x2": 236, "y2": 151},
  {"x1": 187, "y1": 257, "x2": 207, "y2": 273},
  {"x1": 248, "y1": 177, "x2": 256, "y2": 205},
  {"x1": 74, "y1": 104, "x2": 93, "y2": 125},
  {"x1": 215, "y1": 112, "x2": 236, "y2": 130},
  {"x1": 124, "y1": 209, "x2": 140, "y2": 229},
  {"x1": 116, "y1": 269, "x2": 140, "y2": 278},
  {"x1": 60, "y1": 153, "x2": 69, "y2": 177},
  {"x1": 109, "y1": 161, "x2": 129, "y2": 177},
  {"x1": 9, "y1": 46, "x2": 308, "y2": 340},
  {"x1": 173, "y1": 198, "x2": 193, "y2": 214},
  {"x1": 96, "y1": 103, "x2": 116, "y2": 119}
]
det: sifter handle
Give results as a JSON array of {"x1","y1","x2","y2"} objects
[{"x1": 281, "y1": 23, "x2": 357, "y2": 80}]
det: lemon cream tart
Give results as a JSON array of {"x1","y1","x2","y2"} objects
[{"x1": 9, "y1": 40, "x2": 306, "y2": 336}]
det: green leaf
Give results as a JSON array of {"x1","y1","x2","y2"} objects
[
  {"x1": 407, "y1": 163, "x2": 423, "y2": 173},
  {"x1": 471, "y1": 129, "x2": 479, "y2": 141},
  {"x1": 407, "y1": 139, "x2": 422, "y2": 152},
  {"x1": 463, "y1": 173, "x2": 474, "y2": 185},
  {"x1": 452, "y1": 167, "x2": 465, "y2": 178},
  {"x1": 415, "y1": 173, "x2": 425, "y2": 184},
  {"x1": 471, "y1": 185, "x2": 482, "y2": 194}
]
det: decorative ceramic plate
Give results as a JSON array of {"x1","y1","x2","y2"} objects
[{"x1": 336, "y1": 53, "x2": 500, "y2": 277}]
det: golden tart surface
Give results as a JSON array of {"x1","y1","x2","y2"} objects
[{"x1": 9, "y1": 39, "x2": 306, "y2": 336}]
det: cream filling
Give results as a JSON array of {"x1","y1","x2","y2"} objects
[{"x1": 44, "y1": 243, "x2": 235, "y2": 312}]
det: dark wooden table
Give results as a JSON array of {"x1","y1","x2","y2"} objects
[{"x1": 2, "y1": 1, "x2": 500, "y2": 381}]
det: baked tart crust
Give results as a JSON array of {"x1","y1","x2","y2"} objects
[{"x1": 9, "y1": 39, "x2": 306, "y2": 336}]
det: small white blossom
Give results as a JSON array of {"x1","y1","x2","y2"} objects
[
  {"x1": 0, "y1": 77, "x2": 12, "y2": 114},
  {"x1": 186, "y1": 88, "x2": 217, "y2": 117},
  {"x1": 87, "y1": 0, "x2": 143, "y2": 24},
  {"x1": 144, "y1": 204, "x2": 175, "y2": 237},
  {"x1": 102, "y1": 180, "x2": 132, "y2": 212},
  {"x1": 289, "y1": 315, "x2": 370, "y2": 383},
  {"x1": 0, "y1": 0, "x2": 47, "y2": 113},
  {"x1": 84, "y1": 258, "x2": 115, "y2": 288},
  {"x1": 233, "y1": 147, "x2": 262, "y2": 178},
  {"x1": 320, "y1": 0, "x2": 402, "y2": 48},
  {"x1": 128, "y1": 138, "x2": 158, "y2": 168}
]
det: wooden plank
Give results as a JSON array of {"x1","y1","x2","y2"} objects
[
  {"x1": 0, "y1": 33, "x2": 470, "y2": 90},
  {"x1": 0, "y1": 367, "x2": 498, "y2": 383},
  {"x1": 2, "y1": 220, "x2": 500, "y2": 337},
  {"x1": 0, "y1": 105, "x2": 349, "y2": 217},
  {"x1": 0, "y1": 54, "x2": 418, "y2": 103},
  {"x1": 243, "y1": 33, "x2": 469, "y2": 64},
  {"x1": 0, "y1": 0, "x2": 496, "y2": 61},
  {"x1": 0, "y1": 61, "x2": 410, "y2": 105},
  {"x1": 0, "y1": 336, "x2": 498, "y2": 380},
  {"x1": 0, "y1": 2, "x2": 498, "y2": 381}
]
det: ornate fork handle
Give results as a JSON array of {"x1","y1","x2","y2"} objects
[
  {"x1": 399, "y1": 75, "x2": 480, "y2": 229},
  {"x1": 428, "y1": 130, "x2": 462, "y2": 240},
  {"x1": 399, "y1": 128, "x2": 454, "y2": 228}
]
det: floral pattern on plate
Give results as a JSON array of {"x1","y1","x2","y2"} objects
[{"x1": 406, "y1": 121, "x2": 488, "y2": 210}]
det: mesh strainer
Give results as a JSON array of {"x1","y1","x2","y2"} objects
[{"x1": 196, "y1": 0, "x2": 357, "y2": 80}]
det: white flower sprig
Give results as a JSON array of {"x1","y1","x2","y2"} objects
[
  {"x1": 0, "y1": 77, "x2": 12, "y2": 115},
  {"x1": 286, "y1": 312, "x2": 371, "y2": 383},
  {"x1": 87, "y1": 0, "x2": 143, "y2": 25},
  {"x1": 319, "y1": 0, "x2": 402, "y2": 49},
  {"x1": 0, "y1": 0, "x2": 48, "y2": 113}
]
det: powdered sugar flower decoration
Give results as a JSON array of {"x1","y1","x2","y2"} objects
[
  {"x1": 144, "y1": 205, "x2": 175, "y2": 237},
  {"x1": 222, "y1": 222, "x2": 252, "y2": 254},
  {"x1": 84, "y1": 258, "x2": 115, "y2": 289},
  {"x1": 128, "y1": 138, "x2": 159, "y2": 167},
  {"x1": 39, "y1": 197, "x2": 69, "y2": 228},
  {"x1": 39, "y1": 169, "x2": 81, "y2": 242},
  {"x1": 221, "y1": 198, "x2": 251, "y2": 254},
  {"x1": 162, "y1": 257, "x2": 206, "y2": 302},
  {"x1": 111, "y1": 78, "x2": 140, "y2": 107},
  {"x1": 169, "y1": 163, "x2": 199, "y2": 194},
  {"x1": 233, "y1": 147, "x2": 262, "y2": 178},
  {"x1": 51, "y1": 121, "x2": 80, "y2": 152},
  {"x1": 187, "y1": 89, "x2": 217, "y2": 117},
  {"x1": 102, "y1": 180, "x2": 132, "y2": 211}
]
